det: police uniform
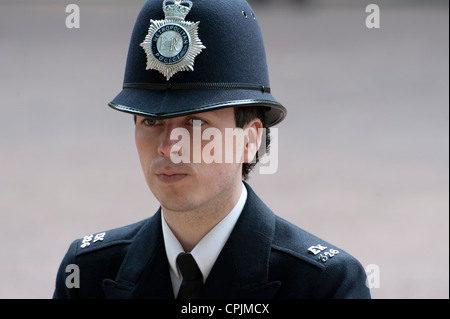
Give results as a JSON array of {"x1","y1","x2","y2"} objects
[
  {"x1": 54, "y1": 182, "x2": 370, "y2": 299},
  {"x1": 53, "y1": 0, "x2": 370, "y2": 299}
]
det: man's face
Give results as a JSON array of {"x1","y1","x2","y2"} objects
[{"x1": 135, "y1": 107, "x2": 262, "y2": 214}]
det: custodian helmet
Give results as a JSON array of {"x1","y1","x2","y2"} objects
[{"x1": 109, "y1": 0, "x2": 286, "y2": 126}]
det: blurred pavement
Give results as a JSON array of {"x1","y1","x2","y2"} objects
[{"x1": 0, "y1": 0, "x2": 448, "y2": 298}]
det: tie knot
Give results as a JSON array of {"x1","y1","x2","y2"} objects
[{"x1": 176, "y1": 253, "x2": 203, "y2": 282}]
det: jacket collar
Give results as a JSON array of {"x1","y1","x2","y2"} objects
[
  {"x1": 102, "y1": 210, "x2": 175, "y2": 299},
  {"x1": 102, "y1": 182, "x2": 281, "y2": 299}
]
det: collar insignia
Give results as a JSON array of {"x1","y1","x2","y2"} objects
[{"x1": 140, "y1": 0, "x2": 206, "y2": 81}]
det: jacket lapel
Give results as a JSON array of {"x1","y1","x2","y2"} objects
[
  {"x1": 200, "y1": 182, "x2": 281, "y2": 299},
  {"x1": 102, "y1": 210, "x2": 175, "y2": 299}
]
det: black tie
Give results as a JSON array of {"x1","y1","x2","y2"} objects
[{"x1": 176, "y1": 252, "x2": 203, "y2": 299}]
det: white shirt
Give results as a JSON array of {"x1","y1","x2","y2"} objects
[{"x1": 161, "y1": 183, "x2": 247, "y2": 297}]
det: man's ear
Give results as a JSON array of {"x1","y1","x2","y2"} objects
[{"x1": 243, "y1": 119, "x2": 263, "y2": 164}]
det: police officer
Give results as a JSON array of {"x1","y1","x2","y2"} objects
[{"x1": 53, "y1": 0, "x2": 370, "y2": 299}]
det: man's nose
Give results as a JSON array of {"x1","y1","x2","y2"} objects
[{"x1": 157, "y1": 125, "x2": 185, "y2": 158}]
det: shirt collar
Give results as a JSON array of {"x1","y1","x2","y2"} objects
[{"x1": 161, "y1": 182, "x2": 247, "y2": 282}]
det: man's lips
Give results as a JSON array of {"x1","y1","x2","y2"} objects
[{"x1": 156, "y1": 172, "x2": 188, "y2": 184}]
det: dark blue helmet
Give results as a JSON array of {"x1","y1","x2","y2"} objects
[{"x1": 109, "y1": 0, "x2": 286, "y2": 126}]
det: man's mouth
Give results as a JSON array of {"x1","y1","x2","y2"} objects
[{"x1": 156, "y1": 172, "x2": 188, "y2": 184}]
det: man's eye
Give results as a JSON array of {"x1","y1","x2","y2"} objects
[
  {"x1": 188, "y1": 118, "x2": 206, "y2": 126},
  {"x1": 143, "y1": 118, "x2": 158, "y2": 126}
]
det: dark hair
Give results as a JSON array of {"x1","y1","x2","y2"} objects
[{"x1": 234, "y1": 106, "x2": 271, "y2": 181}]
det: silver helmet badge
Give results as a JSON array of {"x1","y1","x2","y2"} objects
[{"x1": 140, "y1": 0, "x2": 206, "y2": 81}]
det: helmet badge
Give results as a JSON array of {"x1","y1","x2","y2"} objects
[{"x1": 140, "y1": 0, "x2": 206, "y2": 81}]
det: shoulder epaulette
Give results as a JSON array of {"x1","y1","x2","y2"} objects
[
  {"x1": 272, "y1": 216, "x2": 347, "y2": 270},
  {"x1": 74, "y1": 218, "x2": 148, "y2": 255}
]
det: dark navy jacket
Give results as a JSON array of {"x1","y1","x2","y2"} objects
[{"x1": 53, "y1": 183, "x2": 371, "y2": 299}]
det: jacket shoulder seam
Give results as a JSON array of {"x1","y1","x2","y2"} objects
[
  {"x1": 72, "y1": 218, "x2": 149, "y2": 256},
  {"x1": 75, "y1": 238, "x2": 133, "y2": 256},
  {"x1": 271, "y1": 243, "x2": 326, "y2": 271}
]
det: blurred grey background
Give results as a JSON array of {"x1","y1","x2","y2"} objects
[{"x1": 0, "y1": 0, "x2": 448, "y2": 299}]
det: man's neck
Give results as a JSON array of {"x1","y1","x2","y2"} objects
[{"x1": 162, "y1": 182, "x2": 243, "y2": 252}]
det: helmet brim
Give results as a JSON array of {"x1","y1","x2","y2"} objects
[{"x1": 109, "y1": 87, "x2": 286, "y2": 127}]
